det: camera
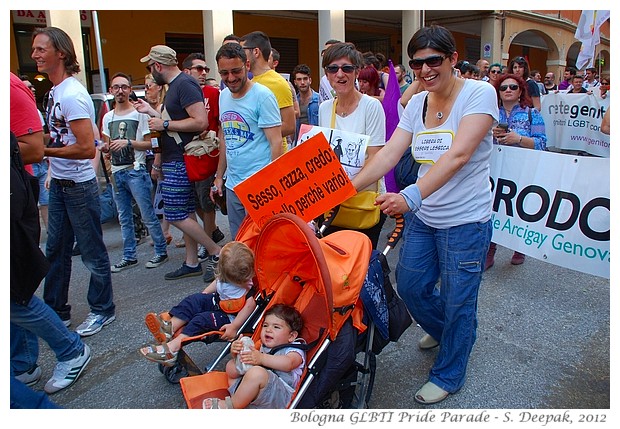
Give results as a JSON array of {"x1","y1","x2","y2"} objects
[{"x1": 128, "y1": 91, "x2": 138, "y2": 102}]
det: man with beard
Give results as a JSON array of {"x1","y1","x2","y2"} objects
[
  {"x1": 100, "y1": 72, "x2": 169, "y2": 273},
  {"x1": 136, "y1": 45, "x2": 222, "y2": 282},
  {"x1": 212, "y1": 43, "x2": 282, "y2": 239},
  {"x1": 544, "y1": 72, "x2": 557, "y2": 92}
]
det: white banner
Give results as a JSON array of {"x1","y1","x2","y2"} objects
[
  {"x1": 541, "y1": 92, "x2": 609, "y2": 157},
  {"x1": 490, "y1": 146, "x2": 609, "y2": 279}
]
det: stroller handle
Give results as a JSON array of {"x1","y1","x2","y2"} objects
[
  {"x1": 383, "y1": 213, "x2": 405, "y2": 255},
  {"x1": 317, "y1": 205, "x2": 340, "y2": 237}
]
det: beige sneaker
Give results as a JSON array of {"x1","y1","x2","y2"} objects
[{"x1": 418, "y1": 334, "x2": 439, "y2": 350}]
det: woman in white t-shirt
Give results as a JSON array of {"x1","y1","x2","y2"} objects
[
  {"x1": 318, "y1": 42, "x2": 386, "y2": 248},
  {"x1": 352, "y1": 25, "x2": 499, "y2": 405}
]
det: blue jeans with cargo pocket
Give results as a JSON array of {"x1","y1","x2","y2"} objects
[{"x1": 396, "y1": 213, "x2": 491, "y2": 393}]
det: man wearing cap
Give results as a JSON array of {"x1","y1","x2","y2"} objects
[{"x1": 135, "y1": 45, "x2": 222, "y2": 283}]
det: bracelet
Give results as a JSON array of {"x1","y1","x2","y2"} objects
[
  {"x1": 519, "y1": 135, "x2": 523, "y2": 145},
  {"x1": 152, "y1": 165, "x2": 161, "y2": 171}
]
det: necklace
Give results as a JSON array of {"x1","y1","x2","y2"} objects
[
  {"x1": 436, "y1": 77, "x2": 458, "y2": 120},
  {"x1": 336, "y1": 95, "x2": 360, "y2": 118}
]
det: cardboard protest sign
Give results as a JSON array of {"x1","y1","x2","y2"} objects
[{"x1": 234, "y1": 132, "x2": 357, "y2": 224}]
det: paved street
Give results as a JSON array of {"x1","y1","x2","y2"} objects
[{"x1": 30, "y1": 211, "x2": 610, "y2": 411}]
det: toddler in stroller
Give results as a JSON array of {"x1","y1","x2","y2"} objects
[
  {"x1": 180, "y1": 213, "x2": 373, "y2": 409},
  {"x1": 139, "y1": 241, "x2": 256, "y2": 366},
  {"x1": 202, "y1": 304, "x2": 306, "y2": 409}
]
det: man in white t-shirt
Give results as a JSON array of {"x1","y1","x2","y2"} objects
[
  {"x1": 33, "y1": 26, "x2": 115, "y2": 337},
  {"x1": 101, "y1": 72, "x2": 169, "y2": 273}
]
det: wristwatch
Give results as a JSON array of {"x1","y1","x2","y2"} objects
[{"x1": 163, "y1": 120, "x2": 169, "y2": 130}]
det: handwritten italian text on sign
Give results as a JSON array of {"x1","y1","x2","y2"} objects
[{"x1": 234, "y1": 133, "x2": 357, "y2": 224}]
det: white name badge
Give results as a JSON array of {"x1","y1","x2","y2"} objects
[{"x1": 413, "y1": 130, "x2": 454, "y2": 164}]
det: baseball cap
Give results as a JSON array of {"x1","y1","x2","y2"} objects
[{"x1": 140, "y1": 45, "x2": 178, "y2": 66}]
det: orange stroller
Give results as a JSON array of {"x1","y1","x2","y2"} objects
[{"x1": 179, "y1": 213, "x2": 373, "y2": 408}]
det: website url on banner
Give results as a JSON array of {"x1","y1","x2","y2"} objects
[{"x1": 570, "y1": 134, "x2": 610, "y2": 148}]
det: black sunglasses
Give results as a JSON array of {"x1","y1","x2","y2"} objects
[
  {"x1": 325, "y1": 64, "x2": 357, "y2": 74},
  {"x1": 191, "y1": 65, "x2": 210, "y2": 73},
  {"x1": 489, "y1": 70, "x2": 500, "y2": 74},
  {"x1": 409, "y1": 54, "x2": 448, "y2": 71},
  {"x1": 146, "y1": 61, "x2": 158, "y2": 72},
  {"x1": 499, "y1": 84, "x2": 520, "y2": 91}
]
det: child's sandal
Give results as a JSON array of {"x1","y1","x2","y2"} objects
[
  {"x1": 139, "y1": 343, "x2": 177, "y2": 366},
  {"x1": 202, "y1": 396, "x2": 234, "y2": 409},
  {"x1": 145, "y1": 312, "x2": 172, "y2": 344}
]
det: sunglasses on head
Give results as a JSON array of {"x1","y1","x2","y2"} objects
[
  {"x1": 324, "y1": 64, "x2": 357, "y2": 74},
  {"x1": 499, "y1": 84, "x2": 519, "y2": 91},
  {"x1": 409, "y1": 54, "x2": 448, "y2": 70}
]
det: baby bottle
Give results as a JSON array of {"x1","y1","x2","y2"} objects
[{"x1": 235, "y1": 336, "x2": 255, "y2": 375}]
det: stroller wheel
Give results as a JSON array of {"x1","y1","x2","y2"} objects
[
  {"x1": 163, "y1": 362, "x2": 189, "y2": 384},
  {"x1": 340, "y1": 352, "x2": 376, "y2": 408}
]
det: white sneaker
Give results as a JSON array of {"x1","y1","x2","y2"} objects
[
  {"x1": 15, "y1": 365, "x2": 42, "y2": 387},
  {"x1": 75, "y1": 312, "x2": 116, "y2": 337},
  {"x1": 44, "y1": 344, "x2": 91, "y2": 394}
]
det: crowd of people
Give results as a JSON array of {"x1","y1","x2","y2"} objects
[{"x1": 10, "y1": 22, "x2": 609, "y2": 409}]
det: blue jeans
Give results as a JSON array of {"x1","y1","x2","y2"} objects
[
  {"x1": 396, "y1": 214, "x2": 491, "y2": 393},
  {"x1": 10, "y1": 376, "x2": 61, "y2": 409},
  {"x1": 43, "y1": 177, "x2": 115, "y2": 321},
  {"x1": 113, "y1": 166, "x2": 167, "y2": 260},
  {"x1": 11, "y1": 296, "x2": 84, "y2": 375}
]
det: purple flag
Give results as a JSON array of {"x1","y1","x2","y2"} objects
[{"x1": 381, "y1": 60, "x2": 401, "y2": 193}]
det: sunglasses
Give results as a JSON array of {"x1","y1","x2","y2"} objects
[
  {"x1": 499, "y1": 84, "x2": 520, "y2": 91},
  {"x1": 489, "y1": 70, "x2": 500, "y2": 74},
  {"x1": 218, "y1": 66, "x2": 245, "y2": 78},
  {"x1": 146, "y1": 61, "x2": 158, "y2": 72},
  {"x1": 409, "y1": 54, "x2": 448, "y2": 70},
  {"x1": 325, "y1": 64, "x2": 357, "y2": 74},
  {"x1": 191, "y1": 65, "x2": 210, "y2": 73}
]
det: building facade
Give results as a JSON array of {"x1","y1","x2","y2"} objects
[{"x1": 10, "y1": 9, "x2": 610, "y2": 105}]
